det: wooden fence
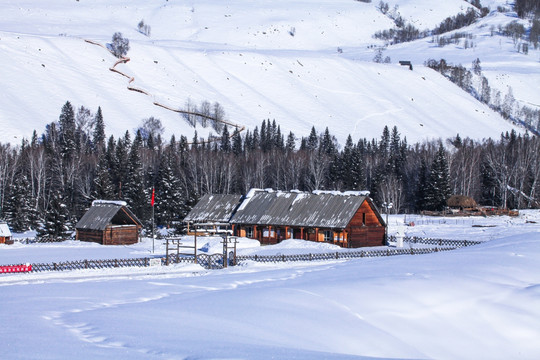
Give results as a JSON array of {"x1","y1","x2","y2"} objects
[
  {"x1": 30, "y1": 257, "x2": 166, "y2": 272},
  {"x1": 14, "y1": 237, "x2": 68, "y2": 244},
  {"x1": 236, "y1": 246, "x2": 456, "y2": 264},
  {"x1": 396, "y1": 236, "x2": 483, "y2": 247},
  {"x1": 2, "y1": 236, "x2": 482, "y2": 273}
]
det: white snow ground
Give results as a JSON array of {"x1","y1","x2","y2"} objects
[
  {"x1": 1, "y1": 211, "x2": 540, "y2": 359},
  {"x1": 1, "y1": 0, "x2": 537, "y2": 145}
]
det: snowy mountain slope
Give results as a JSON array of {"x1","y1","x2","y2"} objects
[{"x1": 0, "y1": 0, "x2": 535, "y2": 145}]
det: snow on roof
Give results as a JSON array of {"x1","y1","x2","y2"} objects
[
  {"x1": 184, "y1": 194, "x2": 243, "y2": 223},
  {"x1": 232, "y1": 189, "x2": 373, "y2": 228},
  {"x1": 92, "y1": 200, "x2": 127, "y2": 207},
  {"x1": 313, "y1": 190, "x2": 370, "y2": 196},
  {"x1": 237, "y1": 188, "x2": 264, "y2": 212},
  {"x1": 0, "y1": 222, "x2": 12, "y2": 237}
]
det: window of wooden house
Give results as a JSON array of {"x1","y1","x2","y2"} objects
[
  {"x1": 323, "y1": 230, "x2": 333, "y2": 242},
  {"x1": 362, "y1": 212, "x2": 366, "y2": 225},
  {"x1": 245, "y1": 226, "x2": 253, "y2": 238},
  {"x1": 263, "y1": 228, "x2": 275, "y2": 237}
]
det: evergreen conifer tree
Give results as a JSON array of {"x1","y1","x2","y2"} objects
[
  {"x1": 286, "y1": 131, "x2": 296, "y2": 153},
  {"x1": 424, "y1": 143, "x2": 451, "y2": 211},
  {"x1": 307, "y1": 126, "x2": 318, "y2": 151},
  {"x1": 155, "y1": 150, "x2": 186, "y2": 228},
  {"x1": 232, "y1": 130, "x2": 243, "y2": 156},
  {"x1": 93, "y1": 152, "x2": 115, "y2": 200},
  {"x1": 37, "y1": 190, "x2": 69, "y2": 239},
  {"x1": 124, "y1": 130, "x2": 148, "y2": 222},
  {"x1": 220, "y1": 126, "x2": 231, "y2": 152},
  {"x1": 59, "y1": 101, "x2": 76, "y2": 161},
  {"x1": 5, "y1": 171, "x2": 33, "y2": 232},
  {"x1": 92, "y1": 106, "x2": 106, "y2": 151}
]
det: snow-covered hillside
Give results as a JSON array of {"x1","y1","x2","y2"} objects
[{"x1": 1, "y1": 0, "x2": 537, "y2": 144}]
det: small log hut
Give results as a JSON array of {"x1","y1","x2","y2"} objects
[
  {"x1": 0, "y1": 221, "x2": 13, "y2": 244},
  {"x1": 75, "y1": 200, "x2": 142, "y2": 245}
]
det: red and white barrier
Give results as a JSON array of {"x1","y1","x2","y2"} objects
[{"x1": 0, "y1": 264, "x2": 32, "y2": 273}]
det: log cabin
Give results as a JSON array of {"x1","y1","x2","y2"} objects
[
  {"x1": 184, "y1": 189, "x2": 386, "y2": 248},
  {"x1": 230, "y1": 189, "x2": 386, "y2": 248},
  {"x1": 0, "y1": 221, "x2": 13, "y2": 244},
  {"x1": 75, "y1": 200, "x2": 142, "y2": 245}
]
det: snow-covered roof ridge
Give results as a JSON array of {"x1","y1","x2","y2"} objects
[
  {"x1": 312, "y1": 190, "x2": 370, "y2": 197},
  {"x1": 92, "y1": 200, "x2": 127, "y2": 207}
]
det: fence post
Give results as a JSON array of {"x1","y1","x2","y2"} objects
[{"x1": 336, "y1": 252, "x2": 339, "y2": 259}]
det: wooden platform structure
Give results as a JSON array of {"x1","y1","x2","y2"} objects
[
  {"x1": 75, "y1": 200, "x2": 142, "y2": 245},
  {"x1": 183, "y1": 194, "x2": 242, "y2": 235}
]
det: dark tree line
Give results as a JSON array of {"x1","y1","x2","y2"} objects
[
  {"x1": 1, "y1": 102, "x2": 539, "y2": 237},
  {"x1": 515, "y1": 0, "x2": 540, "y2": 18}
]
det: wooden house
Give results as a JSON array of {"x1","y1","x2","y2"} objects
[
  {"x1": 183, "y1": 194, "x2": 243, "y2": 235},
  {"x1": 230, "y1": 189, "x2": 386, "y2": 248},
  {"x1": 447, "y1": 195, "x2": 478, "y2": 213},
  {"x1": 75, "y1": 200, "x2": 142, "y2": 245},
  {"x1": 0, "y1": 221, "x2": 13, "y2": 244}
]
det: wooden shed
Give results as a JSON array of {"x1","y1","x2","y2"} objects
[
  {"x1": 75, "y1": 200, "x2": 142, "y2": 245},
  {"x1": 230, "y1": 189, "x2": 386, "y2": 248},
  {"x1": 447, "y1": 195, "x2": 478, "y2": 212},
  {"x1": 0, "y1": 221, "x2": 13, "y2": 244}
]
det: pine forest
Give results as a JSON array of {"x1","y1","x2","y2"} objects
[{"x1": 1, "y1": 101, "x2": 539, "y2": 237}]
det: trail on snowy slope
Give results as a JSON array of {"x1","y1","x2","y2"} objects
[{"x1": 84, "y1": 39, "x2": 245, "y2": 141}]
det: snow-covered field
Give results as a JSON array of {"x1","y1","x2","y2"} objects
[
  {"x1": 1, "y1": 0, "x2": 537, "y2": 145},
  {"x1": 1, "y1": 211, "x2": 540, "y2": 359}
]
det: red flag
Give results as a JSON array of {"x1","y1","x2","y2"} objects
[{"x1": 151, "y1": 188, "x2": 155, "y2": 207}]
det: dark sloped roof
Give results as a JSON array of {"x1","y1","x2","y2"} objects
[
  {"x1": 76, "y1": 201, "x2": 142, "y2": 231},
  {"x1": 231, "y1": 190, "x2": 371, "y2": 228},
  {"x1": 183, "y1": 194, "x2": 243, "y2": 223}
]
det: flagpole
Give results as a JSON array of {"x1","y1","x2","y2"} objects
[{"x1": 151, "y1": 187, "x2": 155, "y2": 254}]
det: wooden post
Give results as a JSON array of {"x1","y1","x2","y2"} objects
[
  {"x1": 165, "y1": 238, "x2": 169, "y2": 265},
  {"x1": 194, "y1": 224, "x2": 197, "y2": 264},
  {"x1": 315, "y1": 228, "x2": 319, "y2": 242},
  {"x1": 300, "y1": 227, "x2": 304, "y2": 240}
]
